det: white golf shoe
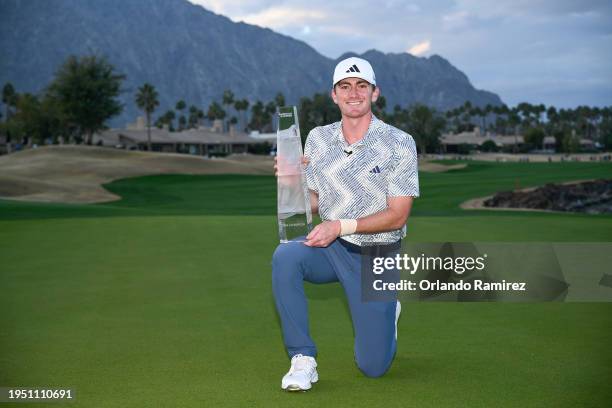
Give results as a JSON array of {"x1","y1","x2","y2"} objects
[{"x1": 281, "y1": 354, "x2": 318, "y2": 391}]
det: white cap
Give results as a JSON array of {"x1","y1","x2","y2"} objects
[{"x1": 332, "y1": 57, "x2": 376, "y2": 87}]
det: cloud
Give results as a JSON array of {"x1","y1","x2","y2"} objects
[
  {"x1": 187, "y1": 0, "x2": 612, "y2": 107},
  {"x1": 441, "y1": 10, "x2": 472, "y2": 31},
  {"x1": 454, "y1": 0, "x2": 612, "y2": 19},
  {"x1": 189, "y1": 0, "x2": 277, "y2": 16},
  {"x1": 407, "y1": 40, "x2": 431, "y2": 56},
  {"x1": 236, "y1": 6, "x2": 326, "y2": 29},
  {"x1": 442, "y1": 10, "x2": 469, "y2": 22}
]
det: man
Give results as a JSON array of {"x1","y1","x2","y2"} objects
[{"x1": 272, "y1": 57, "x2": 419, "y2": 391}]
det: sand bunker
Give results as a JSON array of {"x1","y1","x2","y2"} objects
[
  {"x1": 418, "y1": 161, "x2": 466, "y2": 173},
  {"x1": 0, "y1": 146, "x2": 274, "y2": 203}
]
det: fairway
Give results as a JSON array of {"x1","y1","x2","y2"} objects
[{"x1": 1, "y1": 160, "x2": 612, "y2": 407}]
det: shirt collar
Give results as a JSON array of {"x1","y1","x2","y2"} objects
[{"x1": 334, "y1": 114, "x2": 381, "y2": 149}]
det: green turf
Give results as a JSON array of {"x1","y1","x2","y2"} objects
[
  {"x1": 1, "y1": 160, "x2": 611, "y2": 220},
  {"x1": 1, "y1": 161, "x2": 611, "y2": 407}
]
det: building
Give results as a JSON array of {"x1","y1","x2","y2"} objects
[
  {"x1": 440, "y1": 130, "x2": 527, "y2": 152},
  {"x1": 440, "y1": 128, "x2": 592, "y2": 153},
  {"x1": 95, "y1": 118, "x2": 269, "y2": 156},
  {"x1": 248, "y1": 130, "x2": 276, "y2": 144}
]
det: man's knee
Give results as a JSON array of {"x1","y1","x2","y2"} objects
[
  {"x1": 272, "y1": 243, "x2": 304, "y2": 283},
  {"x1": 355, "y1": 354, "x2": 393, "y2": 378}
]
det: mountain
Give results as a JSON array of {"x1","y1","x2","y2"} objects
[
  {"x1": 351, "y1": 50, "x2": 502, "y2": 112},
  {"x1": 0, "y1": 0, "x2": 503, "y2": 127}
]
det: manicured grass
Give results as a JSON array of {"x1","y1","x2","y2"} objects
[
  {"x1": 1, "y1": 161, "x2": 611, "y2": 221},
  {"x1": 1, "y1": 161, "x2": 611, "y2": 407},
  {"x1": 0, "y1": 175, "x2": 276, "y2": 220}
]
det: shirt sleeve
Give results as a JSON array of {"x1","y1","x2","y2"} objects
[
  {"x1": 303, "y1": 130, "x2": 319, "y2": 193},
  {"x1": 387, "y1": 133, "x2": 419, "y2": 197}
]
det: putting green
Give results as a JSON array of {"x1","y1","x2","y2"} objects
[{"x1": 1, "y1": 161, "x2": 611, "y2": 407}]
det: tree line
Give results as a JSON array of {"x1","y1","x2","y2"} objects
[
  {"x1": 0, "y1": 55, "x2": 288, "y2": 151},
  {"x1": 2, "y1": 54, "x2": 611, "y2": 154},
  {"x1": 443, "y1": 101, "x2": 612, "y2": 153}
]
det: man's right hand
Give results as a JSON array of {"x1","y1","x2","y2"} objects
[{"x1": 304, "y1": 220, "x2": 341, "y2": 247}]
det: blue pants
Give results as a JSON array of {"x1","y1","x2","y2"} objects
[{"x1": 272, "y1": 238, "x2": 399, "y2": 378}]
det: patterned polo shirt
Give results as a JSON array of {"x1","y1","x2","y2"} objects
[{"x1": 304, "y1": 114, "x2": 419, "y2": 246}]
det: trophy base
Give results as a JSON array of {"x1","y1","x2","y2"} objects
[{"x1": 279, "y1": 212, "x2": 312, "y2": 243}]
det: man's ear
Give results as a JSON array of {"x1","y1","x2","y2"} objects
[
  {"x1": 330, "y1": 88, "x2": 338, "y2": 105},
  {"x1": 371, "y1": 86, "x2": 380, "y2": 103}
]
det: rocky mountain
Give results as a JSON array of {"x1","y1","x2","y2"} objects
[{"x1": 0, "y1": 0, "x2": 503, "y2": 127}]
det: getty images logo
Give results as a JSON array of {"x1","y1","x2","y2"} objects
[{"x1": 345, "y1": 64, "x2": 361, "y2": 73}]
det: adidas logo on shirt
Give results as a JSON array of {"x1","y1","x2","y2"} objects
[
  {"x1": 345, "y1": 64, "x2": 361, "y2": 73},
  {"x1": 369, "y1": 165, "x2": 382, "y2": 174}
]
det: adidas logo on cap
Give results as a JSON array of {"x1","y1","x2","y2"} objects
[{"x1": 345, "y1": 64, "x2": 361, "y2": 73}]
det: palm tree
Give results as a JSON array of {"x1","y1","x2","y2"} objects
[
  {"x1": 234, "y1": 99, "x2": 249, "y2": 131},
  {"x1": 517, "y1": 102, "x2": 533, "y2": 131},
  {"x1": 178, "y1": 115, "x2": 187, "y2": 130},
  {"x1": 2, "y1": 82, "x2": 17, "y2": 122},
  {"x1": 249, "y1": 100, "x2": 265, "y2": 131},
  {"x1": 460, "y1": 101, "x2": 473, "y2": 131},
  {"x1": 508, "y1": 107, "x2": 521, "y2": 152},
  {"x1": 484, "y1": 104, "x2": 493, "y2": 133},
  {"x1": 135, "y1": 83, "x2": 159, "y2": 151},
  {"x1": 207, "y1": 102, "x2": 226, "y2": 123},
  {"x1": 222, "y1": 89, "x2": 234, "y2": 132},
  {"x1": 546, "y1": 106, "x2": 558, "y2": 137},
  {"x1": 500, "y1": 104, "x2": 510, "y2": 134},
  {"x1": 406, "y1": 104, "x2": 445, "y2": 154},
  {"x1": 265, "y1": 101, "x2": 276, "y2": 131},
  {"x1": 535, "y1": 103, "x2": 546, "y2": 126},
  {"x1": 188, "y1": 105, "x2": 199, "y2": 129},
  {"x1": 472, "y1": 106, "x2": 485, "y2": 134},
  {"x1": 1, "y1": 82, "x2": 17, "y2": 152},
  {"x1": 163, "y1": 110, "x2": 176, "y2": 131},
  {"x1": 274, "y1": 92, "x2": 286, "y2": 108},
  {"x1": 444, "y1": 107, "x2": 462, "y2": 134},
  {"x1": 175, "y1": 100, "x2": 186, "y2": 131},
  {"x1": 197, "y1": 109, "x2": 204, "y2": 128},
  {"x1": 374, "y1": 95, "x2": 387, "y2": 115}
]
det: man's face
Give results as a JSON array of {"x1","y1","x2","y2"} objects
[{"x1": 331, "y1": 78, "x2": 380, "y2": 119}]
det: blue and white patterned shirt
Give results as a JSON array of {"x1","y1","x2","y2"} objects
[{"x1": 304, "y1": 115, "x2": 419, "y2": 246}]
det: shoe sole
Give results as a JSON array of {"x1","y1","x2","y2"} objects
[
  {"x1": 285, "y1": 384, "x2": 310, "y2": 392},
  {"x1": 283, "y1": 374, "x2": 318, "y2": 392}
]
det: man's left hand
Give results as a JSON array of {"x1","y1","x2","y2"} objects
[{"x1": 304, "y1": 220, "x2": 341, "y2": 247}]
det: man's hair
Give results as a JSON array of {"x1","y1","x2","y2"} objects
[{"x1": 333, "y1": 82, "x2": 377, "y2": 92}]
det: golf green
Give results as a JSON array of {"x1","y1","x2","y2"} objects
[{"x1": 1, "y1": 160, "x2": 611, "y2": 407}]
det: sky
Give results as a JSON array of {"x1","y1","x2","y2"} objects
[{"x1": 189, "y1": 0, "x2": 612, "y2": 109}]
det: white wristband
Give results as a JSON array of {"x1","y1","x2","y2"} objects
[{"x1": 339, "y1": 219, "x2": 358, "y2": 236}]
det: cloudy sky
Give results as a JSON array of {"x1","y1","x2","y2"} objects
[{"x1": 189, "y1": 0, "x2": 611, "y2": 109}]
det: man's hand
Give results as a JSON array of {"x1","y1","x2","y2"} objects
[{"x1": 304, "y1": 220, "x2": 341, "y2": 247}]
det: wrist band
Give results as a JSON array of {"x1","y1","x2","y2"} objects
[{"x1": 339, "y1": 219, "x2": 358, "y2": 236}]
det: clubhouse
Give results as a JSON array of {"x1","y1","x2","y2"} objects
[
  {"x1": 440, "y1": 127, "x2": 595, "y2": 153},
  {"x1": 94, "y1": 117, "x2": 270, "y2": 156}
]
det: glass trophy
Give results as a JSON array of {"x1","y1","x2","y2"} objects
[{"x1": 277, "y1": 106, "x2": 312, "y2": 243}]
